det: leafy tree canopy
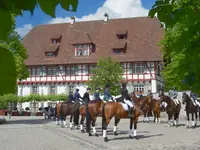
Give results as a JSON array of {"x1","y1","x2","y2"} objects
[
  {"x1": 87, "y1": 57, "x2": 124, "y2": 95},
  {"x1": 0, "y1": 0, "x2": 78, "y2": 95},
  {"x1": 0, "y1": 15, "x2": 29, "y2": 81},
  {"x1": 149, "y1": 0, "x2": 200, "y2": 93}
]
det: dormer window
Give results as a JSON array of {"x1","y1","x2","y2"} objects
[
  {"x1": 116, "y1": 30, "x2": 128, "y2": 39},
  {"x1": 113, "y1": 48, "x2": 124, "y2": 54},
  {"x1": 52, "y1": 39, "x2": 59, "y2": 44},
  {"x1": 117, "y1": 34, "x2": 127, "y2": 39},
  {"x1": 46, "y1": 52, "x2": 55, "y2": 57},
  {"x1": 51, "y1": 35, "x2": 62, "y2": 44},
  {"x1": 74, "y1": 44, "x2": 94, "y2": 56}
]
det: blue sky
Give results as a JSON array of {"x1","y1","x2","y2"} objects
[{"x1": 15, "y1": 0, "x2": 156, "y2": 37}]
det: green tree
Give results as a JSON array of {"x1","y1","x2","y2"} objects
[
  {"x1": 0, "y1": 15, "x2": 29, "y2": 81},
  {"x1": 149, "y1": 0, "x2": 200, "y2": 93},
  {"x1": 87, "y1": 57, "x2": 124, "y2": 95},
  {"x1": 0, "y1": 0, "x2": 78, "y2": 95}
]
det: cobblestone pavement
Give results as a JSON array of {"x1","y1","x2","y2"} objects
[{"x1": 1, "y1": 110, "x2": 200, "y2": 150}]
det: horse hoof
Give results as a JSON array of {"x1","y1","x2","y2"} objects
[
  {"x1": 114, "y1": 132, "x2": 118, "y2": 136},
  {"x1": 186, "y1": 125, "x2": 189, "y2": 129},
  {"x1": 88, "y1": 133, "x2": 92, "y2": 136},
  {"x1": 70, "y1": 128, "x2": 73, "y2": 130},
  {"x1": 104, "y1": 137, "x2": 108, "y2": 142},
  {"x1": 95, "y1": 133, "x2": 99, "y2": 137},
  {"x1": 192, "y1": 126, "x2": 195, "y2": 129},
  {"x1": 134, "y1": 136, "x2": 139, "y2": 140},
  {"x1": 129, "y1": 135, "x2": 133, "y2": 139},
  {"x1": 81, "y1": 130, "x2": 85, "y2": 133}
]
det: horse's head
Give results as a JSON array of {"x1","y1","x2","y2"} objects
[
  {"x1": 182, "y1": 92, "x2": 188, "y2": 104},
  {"x1": 140, "y1": 96, "x2": 151, "y2": 110}
]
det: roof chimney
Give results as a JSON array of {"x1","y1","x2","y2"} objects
[
  {"x1": 104, "y1": 13, "x2": 109, "y2": 22},
  {"x1": 70, "y1": 16, "x2": 75, "y2": 24}
]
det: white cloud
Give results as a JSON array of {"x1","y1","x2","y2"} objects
[
  {"x1": 15, "y1": 24, "x2": 33, "y2": 38},
  {"x1": 48, "y1": 0, "x2": 149, "y2": 24}
]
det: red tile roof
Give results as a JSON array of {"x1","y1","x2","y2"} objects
[{"x1": 23, "y1": 17, "x2": 164, "y2": 66}]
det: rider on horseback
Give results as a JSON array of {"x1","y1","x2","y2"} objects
[
  {"x1": 103, "y1": 84, "x2": 113, "y2": 101},
  {"x1": 121, "y1": 82, "x2": 135, "y2": 118},
  {"x1": 83, "y1": 88, "x2": 91, "y2": 103},
  {"x1": 94, "y1": 87, "x2": 101, "y2": 100},
  {"x1": 190, "y1": 92, "x2": 200, "y2": 107},
  {"x1": 169, "y1": 86, "x2": 179, "y2": 105},
  {"x1": 73, "y1": 89, "x2": 83, "y2": 102},
  {"x1": 68, "y1": 91, "x2": 74, "y2": 103}
]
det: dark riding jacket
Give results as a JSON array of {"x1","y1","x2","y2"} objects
[
  {"x1": 73, "y1": 92, "x2": 82, "y2": 102},
  {"x1": 121, "y1": 87, "x2": 130, "y2": 100},
  {"x1": 68, "y1": 93, "x2": 74, "y2": 102},
  {"x1": 104, "y1": 88, "x2": 112, "y2": 101},
  {"x1": 82, "y1": 92, "x2": 90, "y2": 103},
  {"x1": 94, "y1": 91, "x2": 101, "y2": 100}
]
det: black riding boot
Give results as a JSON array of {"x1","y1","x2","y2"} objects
[{"x1": 128, "y1": 106, "x2": 133, "y2": 118}]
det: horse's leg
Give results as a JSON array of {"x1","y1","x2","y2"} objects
[
  {"x1": 91, "y1": 117, "x2": 98, "y2": 136},
  {"x1": 143, "y1": 111, "x2": 147, "y2": 123},
  {"x1": 56, "y1": 113, "x2": 59, "y2": 125},
  {"x1": 103, "y1": 117, "x2": 111, "y2": 142},
  {"x1": 129, "y1": 117, "x2": 139, "y2": 139},
  {"x1": 186, "y1": 112, "x2": 189, "y2": 128},
  {"x1": 195, "y1": 112, "x2": 198, "y2": 126},
  {"x1": 80, "y1": 115, "x2": 85, "y2": 133},
  {"x1": 69, "y1": 115, "x2": 73, "y2": 130},
  {"x1": 157, "y1": 108, "x2": 161, "y2": 123},
  {"x1": 113, "y1": 117, "x2": 120, "y2": 136},
  {"x1": 191, "y1": 113, "x2": 195, "y2": 128},
  {"x1": 63, "y1": 115, "x2": 67, "y2": 127}
]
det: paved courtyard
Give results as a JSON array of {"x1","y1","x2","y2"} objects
[{"x1": 1, "y1": 110, "x2": 200, "y2": 150}]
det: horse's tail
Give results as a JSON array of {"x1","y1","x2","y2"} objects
[
  {"x1": 101, "y1": 103, "x2": 106, "y2": 132},
  {"x1": 73, "y1": 103, "x2": 80, "y2": 126},
  {"x1": 85, "y1": 103, "x2": 92, "y2": 133}
]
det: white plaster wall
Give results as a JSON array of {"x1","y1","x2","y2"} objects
[
  {"x1": 57, "y1": 83, "x2": 68, "y2": 94},
  {"x1": 151, "y1": 79, "x2": 157, "y2": 93}
]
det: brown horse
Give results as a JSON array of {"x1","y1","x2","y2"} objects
[
  {"x1": 131, "y1": 93, "x2": 152, "y2": 122},
  {"x1": 55, "y1": 101, "x2": 80, "y2": 128},
  {"x1": 159, "y1": 90, "x2": 181, "y2": 127},
  {"x1": 79, "y1": 100, "x2": 104, "y2": 136},
  {"x1": 101, "y1": 95, "x2": 151, "y2": 142},
  {"x1": 182, "y1": 92, "x2": 198, "y2": 128},
  {"x1": 151, "y1": 98, "x2": 161, "y2": 123}
]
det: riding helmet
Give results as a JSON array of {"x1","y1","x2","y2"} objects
[
  {"x1": 76, "y1": 89, "x2": 79, "y2": 92},
  {"x1": 87, "y1": 87, "x2": 91, "y2": 91}
]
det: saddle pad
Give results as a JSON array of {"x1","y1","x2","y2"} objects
[{"x1": 119, "y1": 102, "x2": 129, "y2": 111}]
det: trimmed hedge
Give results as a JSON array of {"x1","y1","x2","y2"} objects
[{"x1": 0, "y1": 94, "x2": 68, "y2": 109}]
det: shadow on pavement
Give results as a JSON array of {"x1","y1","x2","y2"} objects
[{"x1": 109, "y1": 133, "x2": 164, "y2": 141}]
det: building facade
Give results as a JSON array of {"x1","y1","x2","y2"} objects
[{"x1": 17, "y1": 14, "x2": 164, "y2": 110}]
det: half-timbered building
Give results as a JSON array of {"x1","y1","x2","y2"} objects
[{"x1": 17, "y1": 14, "x2": 164, "y2": 110}]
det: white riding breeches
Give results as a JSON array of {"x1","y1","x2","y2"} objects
[
  {"x1": 172, "y1": 98, "x2": 179, "y2": 104},
  {"x1": 124, "y1": 99, "x2": 133, "y2": 107},
  {"x1": 195, "y1": 100, "x2": 200, "y2": 107}
]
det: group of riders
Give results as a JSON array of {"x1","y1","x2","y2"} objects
[
  {"x1": 66, "y1": 82, "x2": 200, "y2": 118},
  {"x1": 164, "y1": 86, "x2": 200, "y2": 107}
]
